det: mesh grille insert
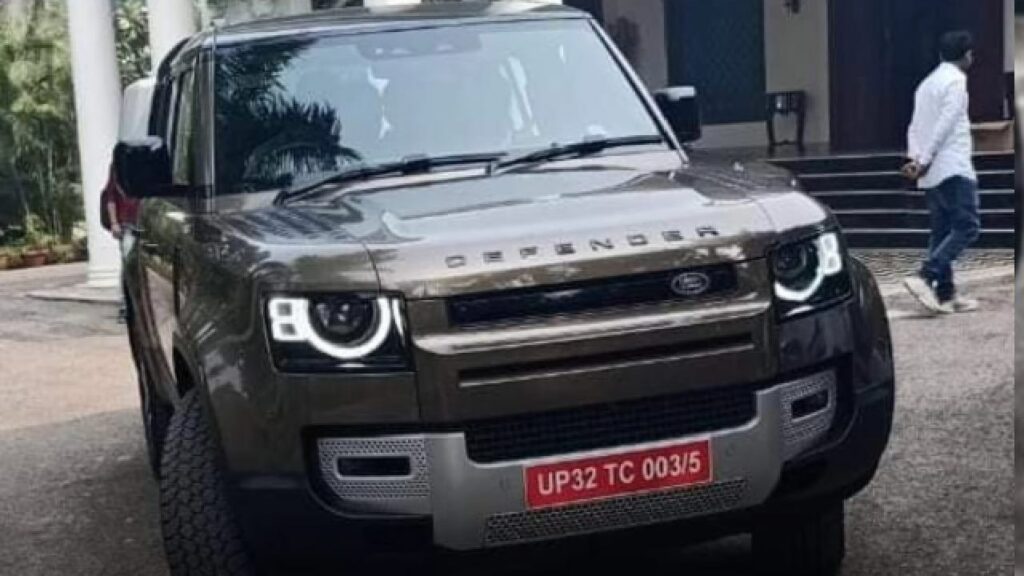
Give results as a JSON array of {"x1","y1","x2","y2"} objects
[
  {"x1": 485, "y1": 479, "x2": 747, "y2": 546},
  {"x1": 464, "y1": 384, "x2": 758, "y2": 464}
]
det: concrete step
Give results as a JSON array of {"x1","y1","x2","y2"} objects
[
  {"x1": 800, "y1": 170, "x2": 1013, "y2": 193},
  {"x1": 772, "y1": 151, "x2": 1012, "y2": 175},
  {"x1": 834, "y1": 208, "x2": 1016, "y2": 230},
  {"x1": 810, "y1": 189, "x2": 1015, "y2": 211},
  {"x1": 841, "y1": 228, "x2": 1015, "y2": 249}
]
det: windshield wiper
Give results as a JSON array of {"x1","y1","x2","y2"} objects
[
  {"x1": 273, "y1": 152, "x2": 505, "y2": 206},
  {"x1": 489, "y1": 134, "x2": 666, "y2": 175}
]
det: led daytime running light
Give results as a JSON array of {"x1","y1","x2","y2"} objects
[
  {"x1": 268, "y1": 296, "x2": 393, "y2": 360},
  {"x1": 774, "y1": 233, "x2": 843, "y2": 303}
]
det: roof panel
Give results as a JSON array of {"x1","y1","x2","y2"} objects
[{"x1": 205, "y1": 1, "x2": 588, "y2": 47}]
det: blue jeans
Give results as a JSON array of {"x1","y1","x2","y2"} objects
[{"x1": 921, "y1": 176, "x2": 980, "y2": 302}]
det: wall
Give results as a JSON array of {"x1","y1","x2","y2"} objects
[
  {"x1": 694, "y1": 122, "x2": 769, "y2": 149},
  {"x1": 682, "y1": 0, "x2": 832, "y2": 150},
  {"x1": 1018, "y1": 19, "x2": 1024, "y2": 73},
  {"x1": 220, "y1": 0, "x2": 311, "y2": 23},
  {"x1": 600, "y1": 0, "x2": 668, "y2": 90},
  {"x1": 600, "y1": 0, "x2": 771, "y2": 149},
  {"x1": 1006, "y1": 0, "x2": 1015, "y2": 72},
  {"x1": 762, "y1": 0, "x2": 830, "y2": 145}
]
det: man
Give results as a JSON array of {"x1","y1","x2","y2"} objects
[{"x1": 902, "y1": 30, "x2": 981, "y2": 314}]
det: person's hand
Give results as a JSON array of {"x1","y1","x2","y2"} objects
[
  {"x1": 901, "y1": 160, "x2": 928, "y2": 181},
  {"x1": 111, "y1": 223, "x2": 122, "y2": 240},
  {"x1": 900, "y1": 160, "x2": 921, "y2": 180}
]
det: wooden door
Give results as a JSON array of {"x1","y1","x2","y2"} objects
[
  {"x1": 829, "y1": 0, "x2": 1005, "y2": 151},
  {"x1": 829, "y1": 0, "x2": 891, "y2": 151}
]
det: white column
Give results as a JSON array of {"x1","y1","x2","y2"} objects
[
  {"x1": 146, "y1": 0, "x2": 198, "y2": 73},
  {"x1": 66, "y1": 0, "x2": 122, "y2": 288}
]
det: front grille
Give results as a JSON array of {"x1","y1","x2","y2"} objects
[
  {"x1": 447, "y1": 264, "x2": 738, "y2": 326},
  {"x1": 484, "y1": 479, "x2": 747, "y2": 546},
  {"x1": 459, "y1": 335, "x2": 753, "y2": 387},
  {"x1": 464, "y1": 384, "x2": 758, "y2": 464}
]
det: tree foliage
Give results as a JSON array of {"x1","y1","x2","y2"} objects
[
  {"x1": 0, "y1": 0, "x2": 80, "y2": 243},
  {"x1": 115, "y1": 0, "x2": 151, "y2": 87},
  {"x1": 0, "y1": 0, "x2": 150, "y2": 244},
  {"x1": 215, "y1": 40, "x2": 357, "y2": 193}
]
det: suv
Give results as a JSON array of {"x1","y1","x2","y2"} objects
[{"x1": 116, "y1": 3, "x2": 894, "y2": 575}]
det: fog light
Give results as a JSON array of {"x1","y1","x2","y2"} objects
[
  {"x1": 337, "y1": 456, "x2": 412, "y2": 478},
  {"x1": 791, "y1": 390, "x2": 830, "y2": 419}
]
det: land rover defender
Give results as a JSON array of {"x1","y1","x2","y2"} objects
[{"x1": 116, "y1": 3, "x2": 895, "y2": 575}]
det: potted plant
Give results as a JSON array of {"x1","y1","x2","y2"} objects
[
  {"x1": 20, "y1": 246, "x2": 49, "y2": 267},
  {"x1": 20, "y1": 215, "x2": 54, "y2": 268}
]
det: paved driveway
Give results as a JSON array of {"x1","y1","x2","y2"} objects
[{"x1": 0, "y1": 263, "x2": 1013, "y2": 576}]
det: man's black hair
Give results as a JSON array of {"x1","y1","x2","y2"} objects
[{"x1": 939, "y1": 30, "x2": 974, "y2": 62}]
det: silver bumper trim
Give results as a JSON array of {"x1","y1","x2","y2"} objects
[{"x1": 314, "y1": 370, "x2": 837, "y2": 549}]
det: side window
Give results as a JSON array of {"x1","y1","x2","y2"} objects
[
  {"x1": 152, "y1": 79, "x2": 177, "y2": 142},
  {"x1": 171, "y1": 68, "x2": 197, "y2": 186}
]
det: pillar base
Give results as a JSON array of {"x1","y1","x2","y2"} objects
[{"x1": 85, "y1": 264, "x2": 121, "y2": 289}]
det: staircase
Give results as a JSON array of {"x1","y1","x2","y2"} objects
[{"x1": 771, "y1": 151, "x2": 1016, "y2": 249}]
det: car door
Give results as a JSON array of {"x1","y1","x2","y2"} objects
[{"x1": 137, "y1": 59, "x2": 202, "y2": 391}]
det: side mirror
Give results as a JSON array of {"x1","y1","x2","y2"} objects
[
  {"x1": 654, "y1": 86, "x2": 702, "y2": 143},
  {"x1": 113, "y1": 137, "x2": 172, "y2": 198},
  {"x1": 120, "y1": 77, "x2": 156, "y2": 141}
]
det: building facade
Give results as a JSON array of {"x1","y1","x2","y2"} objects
[
  {"x1": 60, "y1": 0, "x2": 1015, "y2": 285},
  {"x1": 566, "y1": 0, "x2": 1014, "y2": 152}
]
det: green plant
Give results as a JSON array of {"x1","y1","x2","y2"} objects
[
  {"x1": 115, "y1": 0, "x2": 151, "y2": 86},
  {"x1": 50, "y1": 243, "x2": 77, "y2": 263},
  {"x1": 0, "y1": 1, "x2": 151, "y2": 246},
  {"x1": 0, "y1": 246, "x2": 21, "y2": 269},
  {"x1": 21, "y1": 213, "x2": 55, "y2": 251},
  {"x1": 0, "y1": 1, "x2": 80, "y2": 243},
  {"x1": 72, "y1": 234, "x2": 87, "y2": 259}
]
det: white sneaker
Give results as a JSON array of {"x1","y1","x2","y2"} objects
[
  {"x1": 952, "y1": 296, "x2": 979, "y2": 313},
  {"x1": 903, "y1": 276, "x2": 944, "y2": 314}
]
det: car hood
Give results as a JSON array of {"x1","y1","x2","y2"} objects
[{"x1": 216, "y1": 152, "x2": 832, "y2": 298}]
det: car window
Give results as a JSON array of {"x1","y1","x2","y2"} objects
[
  {"x1": 172, "y1": 68, "x2": 197, "y2": 187},
  {"x1": 213, "y1": 19, "x2": 664, "y2": 195}
]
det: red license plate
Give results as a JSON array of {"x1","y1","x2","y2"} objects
[{"x1": 524, "y1": 440, "x2": 713, "y2": 509}]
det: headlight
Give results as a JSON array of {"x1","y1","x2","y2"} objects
[
  {"x1": 266, "y1": 294, "x2": 408, "y2": 372},
  {"x1": 771, "y1": 232, "x2": 852, "y2": 319}
]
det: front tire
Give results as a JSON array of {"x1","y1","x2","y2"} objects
[
  {"x1": 752, "y1": 502, "x2": 846, "y2": 576},
  {"x1": 126, "y1": 303, "x2": 171, "y2": 477},
  {"x1": 160, "y1": 390, "x2": 254, "y2": 576},
  {"x1": 137, "y1": 366, "x2": 172, "y2": 477}
]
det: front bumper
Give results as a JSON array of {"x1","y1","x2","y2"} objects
[
  {"x1": 227, "y1": 258, "x2": 893, "y2": 553},
  {"x1": 311, "y1": 370, "x2": 838, "y2": 550}
]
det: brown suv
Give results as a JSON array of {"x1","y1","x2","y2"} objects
[{"x1": 115, "y1": 3, "x2": 894, "y2": 575}]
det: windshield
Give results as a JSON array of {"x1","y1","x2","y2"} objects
[{"x1": 213, "y1": 19, "x2": 666, "y2": 195}]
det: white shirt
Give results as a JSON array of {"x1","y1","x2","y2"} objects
[{"x1": 906, "y1": 62, "x2": 976, "y2": 189}]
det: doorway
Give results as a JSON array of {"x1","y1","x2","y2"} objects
[{"x1": 828, "y1": 0, "x2": 1005, "y2": 151}]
